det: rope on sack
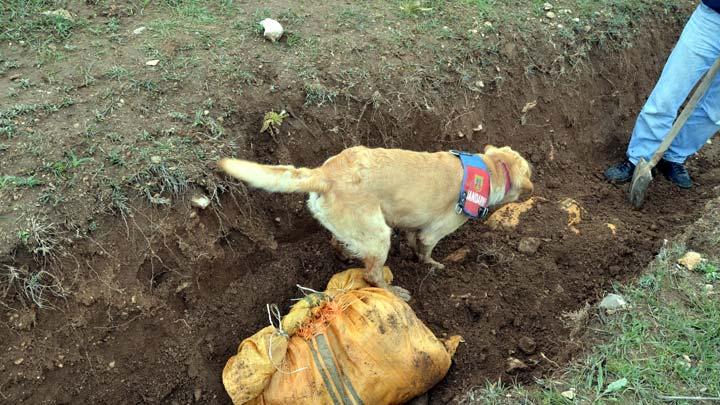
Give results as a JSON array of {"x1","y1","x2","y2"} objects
[
  {"x1": 265, "y1": 303, "x2": 308, "y2": 375},
  {"x1": 291, "y1": 280, "x2": 356, "y2": 303}
]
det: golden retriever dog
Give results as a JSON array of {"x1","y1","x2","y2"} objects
[{"x1": 218, "y1": 145, "x2": 532, "y2": 300}]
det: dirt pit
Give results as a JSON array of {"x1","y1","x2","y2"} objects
[{"x1": 3, "y1": 27, "x2": 720, "y2": 405}]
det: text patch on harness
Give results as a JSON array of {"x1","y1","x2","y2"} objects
[{"x1": 451, "y1": 150, "x2": 491, "y2": 218}]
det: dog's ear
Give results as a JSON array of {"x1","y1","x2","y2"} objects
[{"x1": 484, "y1": 144, "x2": 496, "y2": 153}]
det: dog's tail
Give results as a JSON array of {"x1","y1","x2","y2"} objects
[{"x1": 218, "y1": 158, "x2": 330, "y2": 194}]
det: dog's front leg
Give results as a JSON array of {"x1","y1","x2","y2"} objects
[
  {"x1": 329, "y1": 236, "x2": 353, "y2": 262},
  {"x1": 363, "y1": 256, "x2": 411, "y2": 301}
]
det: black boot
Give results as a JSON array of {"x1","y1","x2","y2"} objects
[
  {"x1": 604, "y1": 160, "x2": 636, "y2": 183},
  {"x1": 657, "y1": 159, "x2": 692, "y2": 189}
]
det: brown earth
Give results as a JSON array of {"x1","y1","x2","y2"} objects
[{"x1": 3, "y1": 9, "x2": 720, "y2": 405}]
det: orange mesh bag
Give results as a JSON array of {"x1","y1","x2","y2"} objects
[{"x1": 222, "y1": 267, "x2": 462, "y2": 405}]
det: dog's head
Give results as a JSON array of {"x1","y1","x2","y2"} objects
[{"x1": 482, "y1": 145, "x2": 533, "y2": 203}]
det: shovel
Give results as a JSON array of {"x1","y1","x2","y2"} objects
[{"x1": 628, "y1": 57, "x2": 720, "y2": 208}]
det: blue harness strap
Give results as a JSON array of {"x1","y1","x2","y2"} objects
[{"x1": 450, "y1": 150, "x2": 491, "y2": 219}]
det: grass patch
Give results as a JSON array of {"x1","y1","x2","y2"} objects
[
  {"x1": 1, "y1": 1, "x2": 81, "y2": 43},
  {"x1": 461, "y1": 242, "x2": 720, "y2": 403},
  {"x1": 131, "y1": 160, "x2": 189, "y2": 206},
  {"x1": 1, "y1": 264, "x2": 68, "y2": 309},
  {"x1": 304, "y1": 83, "x2": 338, "y2": 106},
  {"x1": 0, "y1": 175, "x2": 42, "y2": 189}
]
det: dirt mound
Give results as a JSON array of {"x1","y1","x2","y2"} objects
[{"x1": 2, "y1": 18, "x2": 720, "y2": 405}]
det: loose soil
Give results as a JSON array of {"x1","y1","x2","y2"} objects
[{"x1": 3, "y1": 7, "x2": 720, "y2": 405}]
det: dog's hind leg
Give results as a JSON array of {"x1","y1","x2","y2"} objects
[{"x1": 405, "y1": 231, "x2": 420, "y2": 259}]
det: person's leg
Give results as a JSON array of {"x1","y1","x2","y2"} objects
[
  {"x1": 663, "y1": 78, "x2": 720, "y2": 163},
  {"x1": 655, "y1": 79, "x2": 720, "y2": 188},
  {"x1": 606, "y1": 3, "x2": 720, "y2": 183},
  {"x1": 627, "y1": 3, "x2": 720, "y2": 164}
]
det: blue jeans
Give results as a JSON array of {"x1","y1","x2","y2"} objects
[{"x1": 627, "y1": 2, "x2": 720, "y2": 164}]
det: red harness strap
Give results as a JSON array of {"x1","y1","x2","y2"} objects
[
  {"x1": 500, "y1": 162, "x2": 512, "y2": 195},
  {"x1": 452, "y1": 150, "x2": 513, "y2": 219}
]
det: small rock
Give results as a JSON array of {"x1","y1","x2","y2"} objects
[
  {"x1": 506, "y1": 357, "x2": 528, "y2": 373},
  {"x1": 599, "y1": 293, "x2": 627, "y2": 311},
  {"x1": 191, "y1": 195, "x2": 211, "y2": 209},
  {"x1": 518, "y1": 237, "x2": 542, "y2": 255},
  {"x1": 543, "y1": 2, "x2": 554, "y2": 11},
  {"x1": 109, "y1": 361, "x2": 116, "y2": 368},
  {"x1": 518, "y1": 336, "x2": 536, "y2": 355},
  {"x1": 473, "y1": 124, "x2": 483, "y2": 132},
  {"x1": 522, "y1": 100, "x2": 538, "y2": 113},
  {"x1": 150, "y1": 155, "x2": 162, "y2": 164},
  {"x1": 175, "y1": 282, "x2": 191, "y2": 294},
  {"x1": 545, "y1": 11, "x2": 557, "y2": 19},
  {"x1": 445, "y1": 247, "x2": 471, "y2": 263},
  {"x1": 260, "y1": 18, "x2": 284, "y2": 42},
  {"x1": 561, "y1": 389, "x2": 576, "y2": 400},
  {"x1": 146, "y1": 59, "x2": 160, "y2": 66},
  {"x1": 133, "y1": 26, "x2": 146, "y2": 35},
  {"x1": 14, "y1": 358, "x2": 24, "y2": 365},
  {"x1": 194, "y1": 388, "x2": 202, "y2": 402},
  {"x1": 678, "y1": 251, "x2": 703, "y2": 271}
]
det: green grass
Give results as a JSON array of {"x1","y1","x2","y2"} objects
[
  {"x1": 0, "y1": 1, "x2": 81, "y2": 43},
  {"x1": 0, "y1": 175, "x2": 42, "y2": 189},
  {"x1": 304, "y1": 83, "x2": 338, "y2": 106}
]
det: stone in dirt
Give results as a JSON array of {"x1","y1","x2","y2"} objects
[
  {"x1": 506, "y1": 357, "x2": 528, "y2": 372},
  {"x1": 561, "y1": 389, "x2": 576, "y2": 400},
  {"x1": 191, "y1": 195, "x2": 211, "y2": 209},
  {"x1": 260, "y1": 18, "x2": 284, "y2": 42},
  {"x1": 677, "y1": 251, "x2": 703, "y2": 271},
  {"x1": 599, "y1": 293, "x2": 627, "y2": 310},
  {"x1": 518, "y1": 237, "x2": 542, "y2": 254},
  {"x1": 444, "y1": 247, "x2": 470, "y2": 263},
  {"x1": 518, "y1": 336, "x2": 536, "y2": 354}
]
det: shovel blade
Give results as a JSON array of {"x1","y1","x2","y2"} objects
[{"x1": 628, "y1": 158, "x2": 653, "y2": 208}]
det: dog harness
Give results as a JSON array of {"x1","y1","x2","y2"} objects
[{"x1": 450, "y1": 150, "x2": 511, "y2": 219}]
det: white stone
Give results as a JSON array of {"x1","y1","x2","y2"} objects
[{"x1": 260, "y1": 18, "x2": 284, "y2": 42}]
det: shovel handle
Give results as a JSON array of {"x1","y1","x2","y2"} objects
[{"x1": 649, "y1": 56, "x2": 720, "y2": 167}]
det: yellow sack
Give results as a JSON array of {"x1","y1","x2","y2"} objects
[{"x1": 223, "y1": 267, "x2": 462, "y2": 405}]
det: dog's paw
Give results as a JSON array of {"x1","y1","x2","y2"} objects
[
  {"x1": 424, "y1": 259, "x2": 445, "y2": 270},
  {"x1": 390, "y1": 285, "x2": 412, "y2": 302}
]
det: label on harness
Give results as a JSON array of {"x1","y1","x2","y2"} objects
[{"x1": 452, "y1": 151, "x2": 491, "y2": 218}]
